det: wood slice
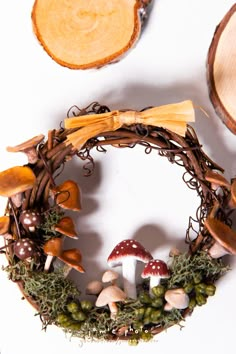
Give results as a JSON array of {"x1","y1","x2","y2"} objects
[
  {"x1": 207, "y1": 4, "x2": 236, "y2": 134},
  {"x1": 32, "y1": 0, "x2": 147, "y2": 69}
]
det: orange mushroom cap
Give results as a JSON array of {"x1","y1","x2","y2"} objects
[
  {"x1": 51, "y1": 180, "x2": 81, "y2": 211},
  {"x1": 0, "y1": 216, "x2": 10, "y2": 235},
  {"x1": 205, "y1": 217, "x2": 236, "y2": 255},
  {"x1": 58, "y1": 248, "x2": 85, "y2": 273},
  {"x1": 205, "y1": 170, "x2": 230, "y2": 189},
  {"x1": 43, "y1": 237, "x2": 63, "y2": 257},
  {"x1": 54, "y1": 216, "x2": 78, "y2": 239},
  {"x1": 0, "y1": 166, "x2": 36, "y2": 197}
]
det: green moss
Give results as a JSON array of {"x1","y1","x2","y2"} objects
[
  {"x1": 167, "y1": 251, "x2": 229, "y2": 288},
  {"x1": 23, "y1": 270, "x2": 80, "y2": 325},
  {"x1": 3, "y1": 249, "x2": 229, "y2": 340},
  {"x1": 38, "y1": 208, "x2": 64, "y2": 241}
]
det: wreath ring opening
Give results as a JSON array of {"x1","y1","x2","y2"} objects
[{"x1": 0, "y1": 101, "x2": 235, "y2": 344}]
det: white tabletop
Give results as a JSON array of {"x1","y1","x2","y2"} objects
[{"x1": 0, "y1": 1, "x2": 236, "y2": 353}]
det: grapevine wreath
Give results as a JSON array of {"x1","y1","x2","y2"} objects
[{"x1": 0, "y1": 100, "x2": 236, "y2": 345}]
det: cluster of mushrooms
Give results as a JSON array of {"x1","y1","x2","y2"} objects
[
  {"x1": 0, "y1": 133, "x2": 235, "y2": 335},
  {"x1": 82, "y1": 239, "x2": 193, "y2": 320},
  {"x1": 0, "y1": 135, "x2": 85, "y2": 281}
]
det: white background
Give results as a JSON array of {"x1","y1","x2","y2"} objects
[{"x1": 0, "y1": 1, "x2": 236, "y2": 353}]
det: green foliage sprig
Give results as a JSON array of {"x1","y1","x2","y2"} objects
[{"x1": 167, "y1": 251, "x2": 229, "y2": 288}]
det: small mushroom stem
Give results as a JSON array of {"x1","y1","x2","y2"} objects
[
  {"x1": 149, "y1": 276, "x2": 161, "y2": 296},
  {"x1": 24, "y1": 147, "x2": 38, "y2": 164},
  {"x1": 44, "y1": 255, "x2": 54, "y2": 272},
  {"x1": 108, "y1": 302, "x2": 118, "y2": 320},
  {"x1": 164, "y1": 302, "x2": 174, "y2": 311},
  {"x1": 11, "y1": 193, "x2": 23, "y2": 208},
  {"x1": 8, "y1": 198, "x2": 21, "y2": 239},
  {"x1": 63, "y1": 264, "x2": 72, "y2": 277},
  {"x1": 208, "y1": 242, "x2": 229, "y2": 258},
  {"x1": 122, "y1": 258, "x2": 137, "y2": 299}
]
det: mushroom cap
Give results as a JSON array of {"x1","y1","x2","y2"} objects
[
  {"x1": 102, "y1": 270, "x2": 119, "y2": 283},
  {"x1": 14, "y1": 238, "x2": 37, "y2": 260},
  {"x1": 51, "y1": 180, "x2": 81, "y2": 211},
  {"x1": 205, "y1": 217, "x2": 236, "y2": 255},
  {"x1": 141, "y1": 259, "x2": 170, "y2": 279},
  {"x1": 107, "y1": 239, "x2": 152, "y2": 267},
  {"x1": 0, "y1": 216, "x2": 10, "y2": 235},
  {"x1": 54, "y1": 216, "x2": 78, "y2": 238},
  {"x1": 95, "y1": 285, "x2": 126, "y2": 307},
  {"x1": 58, "y1": 248, "x2": 85, "y2": 273},
  {"x1": 43, "y1": 237, "x2": 63, "y2": 256},
  {"x1": 164, "y1": 288, "x2": 189, "y2": 309},
  {"x1": 86, "y1": 280, "x2": 103, "y2": 295},
  {"x1": 0, "y1": 166, "x2": 36, "y2": 197},
  {"x1": 6, "y1": 134, "x2": 45, "y2": 152},
  {"x1": 19, "y1": 210, "x2": 41, "y2": 231},
  {"x1": 205, "y1": 170, "x2": 230, "y2": 189}
]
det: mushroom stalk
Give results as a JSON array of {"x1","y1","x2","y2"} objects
[
  {"x1": 208, "y1": 242, "x2": 229, "y2": 258},
  {"x1": 149, "y1": 277, "x2": 161, "y2": 295},
  {"x1": 44, "y1": 255, "x2": 54, "y2": 272},
  {"x1": 122, "y1": 258, "x2": 137, "y2": 299},
  {"x1": 108, "y1": 302, "x2": 118, "y2": 320},
  {"x1": 63, "y1": 264, "x2": 72, "y2": 277}
]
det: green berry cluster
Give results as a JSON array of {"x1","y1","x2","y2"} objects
[
  {"x1": 133, "y1": 285, "x2": 166, "y2": 328},
  {"x1": 56, "y1": 300, "x2": 93, "y2": 331},
  {"x1": 184, "y1": 273, "x2": 216, "y2": 309}
]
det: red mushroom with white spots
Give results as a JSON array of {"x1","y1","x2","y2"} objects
[
  {"x1": 107, "y1": 239, "x2": 152, "y2": 299},
  {"x1": 141, "y1": 259, "x2": 170, "y2": 296}
]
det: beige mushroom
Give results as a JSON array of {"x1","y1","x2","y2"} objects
[
  {"x1": 164, "y1": 288, "x2": 189, "y2": 311},
  {"x1": 7, "y1": 134, "x2": 45, "y2": 164},
  {"x1": 86, "y1": 280, "x2": 103, "y2": 295},
  {"x1": 102, "y1": 270, "x2": 119, "y2": 285},
  {"x1": 205, "y1": 217, "x2": 236, "y2": 258},
  {"x1": 169, "y1": 247, "x2": 181, "y2": 257},
  {"x1": 0, "y1": 166, "x2": 36, "y2": 207},
  {"x1": 95, "y1": 285, "x2": 126, "y2": 319}
]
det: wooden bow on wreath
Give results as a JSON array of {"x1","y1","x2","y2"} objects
[{"x1": 64, "y1": 100, "x2": 195, "y2": 150}]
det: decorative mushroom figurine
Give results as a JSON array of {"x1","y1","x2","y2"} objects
[
  {"x1": 19, "y1": 210, "x2": 41, "y2": 232},
  {"x1": 102, "y1": 270, "x2": 119, "y2": 285},
  {"x1": 95, "y1": 285, "x2": 126, "y2": 320},
  {"x1": 107, "y1": 239, "x2": 152, "y2": 299},
  {"x1": 14, "y1": 238, "x2": 38, "y2": 261},
  {"x1": 0, "y1": 216, "x2": 10, "y2": 236},
  {"x1": 86, "y1": 280, "x2": 103, "y2": 296},
  {"x1": 205, "y1": 170, "x2": 230, "y2": 191},
  {"x1": 6, "y1": 134, "x2": 45, "y2": 164},
  {"x1": 43, "y1": 237, "x2": 63, "y2": 272},
  {"x1": 205, "y1": 217, "x2": 236, "y2": 258},
  {"x1": 58, "y1": 248, "x2": 85, "y2": 276},
  {"x1": 141, "y1": 259, "x2": 170, "y2": 296},
  {"x1": 164, "y1": 288, "x2": 189, "y2": 311},
  {"x1": 54, "y1": 216, "x2": 78, "y2": 239},
  {"x1": 50, "y1": 180, "x2": 81, "y2": 211},
  {"x1": 0, "y1": 166, "x2": 36, "y2": 208}
]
